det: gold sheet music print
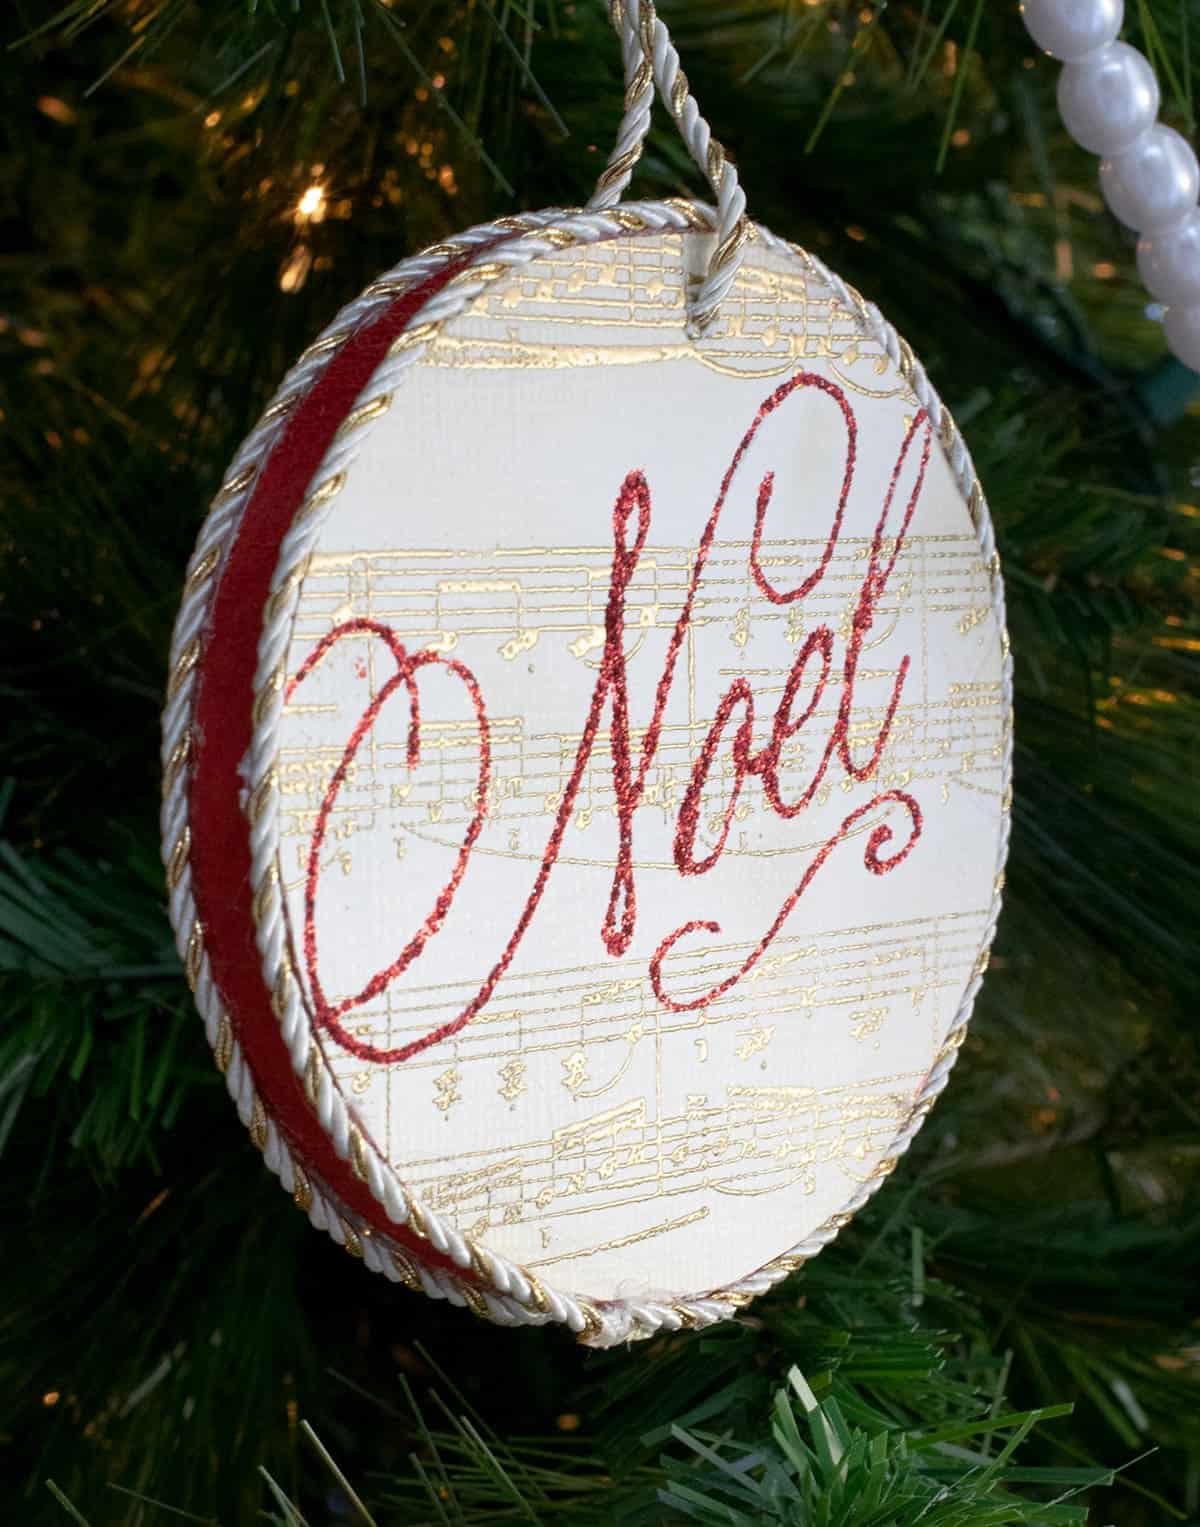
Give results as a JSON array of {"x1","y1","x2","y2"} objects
[{"x1": 272, "y1": 235, "x2": 1007, "y2": 1297}]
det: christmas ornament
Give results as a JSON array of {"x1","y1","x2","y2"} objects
[
  {"x1": 1020, "y1": 0, "x2": 1200, "y2": 370},
  {"x1": 162, "y1": 0, "x2": 1011, "y2": 1344}
]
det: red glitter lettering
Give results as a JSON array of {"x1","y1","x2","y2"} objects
[{"x1": 291, "y1": 374, "x2": 929, "y2": 1062}]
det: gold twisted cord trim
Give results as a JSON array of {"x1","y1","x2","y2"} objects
[{"x1": 593, "y1": 0, "x2": 747, "y2": 335}]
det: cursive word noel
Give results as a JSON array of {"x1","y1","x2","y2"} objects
[{"x1": 289, "y1": 372, "x2": 929, "y2": 1065}]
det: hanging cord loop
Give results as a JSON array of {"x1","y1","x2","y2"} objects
[{"x1": 586, "y1": 0, "x2": 751, "y2": 334}]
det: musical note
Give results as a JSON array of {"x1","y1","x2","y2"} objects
[
  {"x1": 735, "y1": 1023, "x2": 775, "y2": 1061},
  {"x1": 551, "y1": 1098, "x2": 647, "y2": 1161},
  {"x1": 849, "y1": 1008, "x2": 886, "y2": 1044},
  {"x1": 497, "y1": 1059, "x2": 527, "y2": 1103},
  {"x1": 500, "y1": 628, "x2": 539, "y2": 661},
  {"x1": 561, "y1": 1051, "x2": 589, "y2": 1095},
  {"x1": 569, "y1": 625, "x2": 605, "y2": 659},
  {"x1": 433, "y1": 1067, "x2": 462, "y2": 1115}
]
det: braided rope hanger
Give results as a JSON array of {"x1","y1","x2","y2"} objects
[{"x1": 587, "y1": 0, "x2": 751, "y2": 333}]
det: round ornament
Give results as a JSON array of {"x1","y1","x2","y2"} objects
[{"x1": 162, "y1": 3, "x2": 1010, "y2": 1345}]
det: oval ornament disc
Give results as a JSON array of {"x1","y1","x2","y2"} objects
[{"x1": 167, "y1": 206, "x2": 1010, "y2": 1340}]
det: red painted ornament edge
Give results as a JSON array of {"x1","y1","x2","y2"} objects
[{"x1": 188, "y1": 259, "x2": 473, "y2": 1277}]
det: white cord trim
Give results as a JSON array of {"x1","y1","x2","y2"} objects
[
  {"x1": 190, "y1": 199, "x2": 1014, "y2": 1347},
  {"x1": 587, "y1": 0, "x2": 748, "y2": 334}
]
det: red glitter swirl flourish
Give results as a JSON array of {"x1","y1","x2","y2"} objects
[{"x1": 291, "y1": 372, "x2": 931, "y2": 1062}]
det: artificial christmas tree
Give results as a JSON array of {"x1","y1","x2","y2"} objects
[{"x1": 3, "y1": 2, "x2": 1198, "y2": 1522}]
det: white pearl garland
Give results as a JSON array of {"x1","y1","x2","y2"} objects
[
  {"x1": 1100, "y1": 126, "x2": 1199, "y2": 232},
  {"x1": 1058, "y1": 42, "x2": 1159, "y2": 155},
  {"x1": 1020, "y1": 0, "x2": 1200, "y2": 371}
]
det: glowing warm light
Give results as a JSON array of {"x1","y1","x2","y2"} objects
[
  {"x1": 136, "y1": 1188, "x2": 170, "y2": 1223},
  {"x1": 43, "y1": 1391, "x2": 60, "y2": 1407},
  {"x1": 37, "y1": 96, "x2": 76, "y2": 125},
  {"x1": 279, "y1": 245, "x2": 313, "y2": 294},
  {"x1": 556, "y1": 1412, "x2": 581, "y2": 1431},
  {"x1": 297, "y1": 184, "x2": 325, "y2": 219},
  {"x1": 846, "y1": 225, "x2": 867, "y2": 242},
  {"x1": 951, "y1": 128, "x2": 971, "y2": 147},
  {"x1": 204, "y1": 110, "x2": 221, "y2": 129},
  {"x1": 1093, "y1": 261, "x2": 1116, "y2": 279}
]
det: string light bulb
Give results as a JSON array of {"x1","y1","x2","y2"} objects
[
  {"x1": 295, "y1": 184, "x2": 327, "y2": 223},
  {"x1": 279, "y1": 245, "x2": 313, "y2": 293}
]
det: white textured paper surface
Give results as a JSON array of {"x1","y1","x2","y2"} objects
[{"x1": 271, "y1": 234, "x2": 1006, "y2": 1299}]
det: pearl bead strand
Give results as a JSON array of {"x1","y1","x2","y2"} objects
[{"x1": 1020, "y1": 0, "x2": 1200, "y2": 370}]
